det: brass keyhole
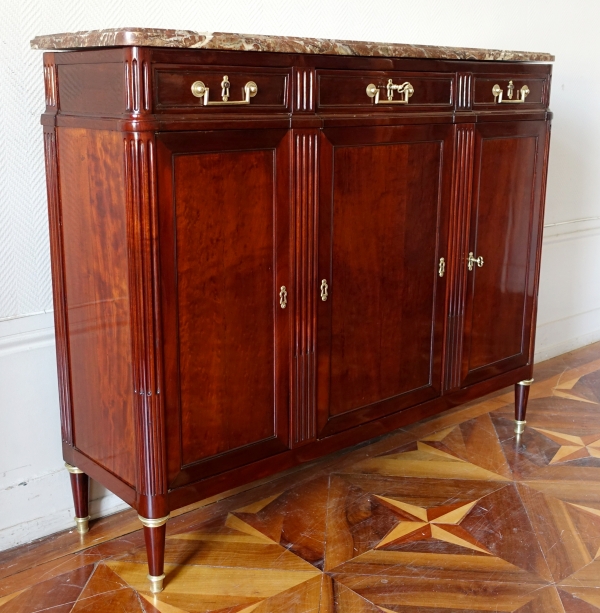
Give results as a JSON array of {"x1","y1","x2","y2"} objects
[{"x1": 321, "y1": 279, "x2": 329, "y2": 301}]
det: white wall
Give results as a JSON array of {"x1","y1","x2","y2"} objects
[{"x1": 1, "y1": 0, "x2": 599, "y2": 550}]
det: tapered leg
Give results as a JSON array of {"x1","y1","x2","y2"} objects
[
  {"x1": 65, "y1": 463, "x2": 90, "y2": 534},
  {"x1": 139, "y1": 515, "x2": 170, "y2": 593},
  {"x1": 514, "y1": 378, "x2": 534, "y2": 434}
]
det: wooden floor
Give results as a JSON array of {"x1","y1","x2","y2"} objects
[{"x1": 2, "y1": 344, "x2": 600, "y2": 612}]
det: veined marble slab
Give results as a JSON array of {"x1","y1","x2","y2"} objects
[{"x1": 30, "y1": 28, "x2": 554, "y2": 62}]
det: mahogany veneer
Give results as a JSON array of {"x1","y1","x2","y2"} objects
[{"x1": 36, "y1": 40, "x2": 553, "y2": 592}]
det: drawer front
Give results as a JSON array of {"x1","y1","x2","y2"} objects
[
  {"x1": 317, "y1": 70, "x2": 454, "y2": 112},
  {"x1": 154, "y1": 65, "x2": 291, "y2": 112},
  {"x1": 473, "y1": 75, "x2": 549, "y2": 110}
]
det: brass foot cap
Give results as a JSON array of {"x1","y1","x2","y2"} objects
[
  {"x1": 518, "y1": 378, "x2": 534, "y2": 387},
  {"x1": 65, "y1": 463, "x2": 84, "y2": 475},
  {"x1": 148, "y1": 573, "x2": 165, "y2": 593},
  {"x1": 514, "y1": 420, "x2": 527, "y2": 434},
  {"x1": 74, "y1": 516, "x2": 91, "y2": 534}
]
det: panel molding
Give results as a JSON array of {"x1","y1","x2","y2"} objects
[
  {"x1": 124, "y1": 132, "x2": 167, "y2": 514},
  {"x1": 43, "y1": 54, "x2": 58, "y2": 110},
  {"x1": 291, "y1": 130, "x2": 319, "y2": 446},
  {"x1": 125, "y1": 48, "x2": 152, "y2": 114},
  {"x1": 294, "y1": 68, "x2": 316, "y2": 112},
  {"x1": 43, "y1": 126, "x2": 73, "y2": 445},
  {"x1": 445, "y1": 124, "x2": 474, "y2": 390},
  {"x1": 456, "y1": 72, "x2": 472, "y2": 110}
]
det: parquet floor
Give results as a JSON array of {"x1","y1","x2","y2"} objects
[{"x1": 2, "y1": 343, "x2": 600, "y2": 612}]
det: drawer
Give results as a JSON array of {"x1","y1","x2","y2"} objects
[
  {"x1": 154, "y1": 65, "x2": 291, "y2": 112},
  {"x1": 473, "y1": 74, "x2": 549, "y2": 110},
  {"x1": 317, "y1": 70, "x2": 454, "y2": 111}
]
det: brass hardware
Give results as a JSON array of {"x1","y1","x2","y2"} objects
[
  {"x1": 65, "y1": 463, "x2": 84, "y2": 475},
  {"x1": 467, "y1": 252, "x2": 484, "y2": 271},
  {"x1": 438, "y1": 257, "x2": 446, "y2": 278},
  {"x1": 514, "y1": 419, "x2": 527, "y2": 434},
  {"x1": 321, "y1": 279, "x2": 329, "y2": 301},
  {"x1": 74, "y1": 516, "x2": 90, "y2": 534},
  {"x1": 279, "y1": 286, "x2": 288, "y2": 309},
  {"x1": 191, "y1": 75, "x2": 258, "y2": 105},
  {"x1": 220, "y1": 75, "x2": 231, "y2": 101},
  {"x1": 138, "y1": 514, "x2": 170, "y2": 529},
  {"x1": 366, "y1": 79, "x2": 414, "y2": 105},
  {"x1": 148, "y1": 573, "x2": 166, "y2": 594},
  {"x1": 492, "y1": 81, "x2": 530, "y2": 104},
  {"x1": 518, "y1": 378, "x2": 534, "y2": 387}
]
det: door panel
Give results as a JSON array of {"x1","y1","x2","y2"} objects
[
  {"x1": 157, "y1": 130, "x2": 291, "y2": 488},
  {"x1": 460, "y1": 121, "x2": 547, "y2": 387},
  {"x1": 317, "y1": 125, "x2": 452, "y2": 437}
]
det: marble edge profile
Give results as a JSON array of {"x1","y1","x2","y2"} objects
[{"x1": 30, "y1": 28, "x2": 555, "y2": 62}]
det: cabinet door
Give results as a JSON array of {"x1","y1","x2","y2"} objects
[
  {"x1": 317, "y1": 125, "x2": 453, "y2": 437},
  {"x1": 157, "y1": 130, "x2": 291, "y2": 488},
  {"x1": 459, "y1": 121, "x2": 548, "y2": 387}
]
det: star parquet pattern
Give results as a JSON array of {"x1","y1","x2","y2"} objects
[{"x1": 2, "y1": 346, "x2": 600, "y2": 611}]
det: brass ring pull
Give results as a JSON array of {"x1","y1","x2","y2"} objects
[
  {"x1": 467, "y1": 252, "x2": 484, "y2": 271},
  {"x1": 191, "y1": 75, "x2": 258, "y2": 106},
  {"x1": 366, "y1": 79, "x2": 414, "y2": 105},
  {"x1": 279, "y1": 286, "x2": 288, "y2": 309},
  {"x1": 320, "y1": 279, "x2": 329, "y2": 301},
  {"x1": 492, "y1": 81, "x2": 529, "y2": 104}
]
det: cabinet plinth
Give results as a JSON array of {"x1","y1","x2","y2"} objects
[{"x1": 39, "y1": 44, "x2": 552, "y2": 591}]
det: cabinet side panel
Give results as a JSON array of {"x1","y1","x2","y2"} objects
[
  {"x1": 57, "y1": 62, "x2": 125, "y2": 115},
  {"x1": 57, "y1": 127, "x2": 136, "y2": 486}
]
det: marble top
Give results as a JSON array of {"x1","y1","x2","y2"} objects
[{"x1": 30, "y1": 28, "x2": 554, "y2": 62}]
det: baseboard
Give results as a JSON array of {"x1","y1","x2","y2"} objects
[
  {"x1": 0, "y1": 468, "x2": 130, "y2": 552},
  {"x1": 534, "y1": 325, "x2": 600, "y2": 363}
]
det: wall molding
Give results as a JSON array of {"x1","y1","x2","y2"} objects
[
  {"x1": 0, "y1": 311, "x2": 55, "y2": 357},
  {"x1": 0, "y1": 325, "x2": 55, "y2": 358},
  {"x1": 542, "y1": 216, "x2": 600, "y2": 243}
]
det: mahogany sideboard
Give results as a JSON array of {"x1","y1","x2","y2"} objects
[{"x1": 32, "y1": 29, "x2": 554, "y2": 593}]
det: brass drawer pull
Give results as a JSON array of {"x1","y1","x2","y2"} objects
[
  {"x1": 439, "y1": 257, "x2": 446, "y2": 277},
  {"x1": 492, "y1": 80, "x2": 529, "y2": 104},
  {"x1": 467, "y1": 252, "x2": 484, "y2": 271},
  {"x1": 321, "y1": 279, "x2": 329, "y2": 301},
  {"x1": 366, "y1": 79, "x2": 414, "y2": 105},
  {"x1": 191, "y1": 75, "x2": 258, "y2": 106},
  {"x1": 279, "y1": 286, "x2": 288, "y2": 309}
]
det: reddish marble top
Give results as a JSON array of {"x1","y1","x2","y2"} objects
[{"x1": 30, "y1": 28, "x2": 554, "y2": 62}]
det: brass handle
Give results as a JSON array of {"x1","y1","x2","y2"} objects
[
  {"x1": 279, "y1": 286, "x2": 287, "y2": 309},
  {"x1": 438, "y1": 257, "x2": 446, "y2": 278},
  {"x1": 320, "y1": 279, "x2": 329, "y2": 301},
  {"x1": 366, "y1": 79, "x2": 414, "y2": 105},
  {"x1": 191, "y1": 75, "x2": 258, "y2": 106},
  {"x1": 467, "y1": 252, "x2": 484, "y2": 271},
  {"x1": 492, "y1": 81, "x2": 529, "y2": 104}
]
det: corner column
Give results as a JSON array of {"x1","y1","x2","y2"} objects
[{"x1": 124, "y1": 46, "x2": 169, "y2": 594}]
